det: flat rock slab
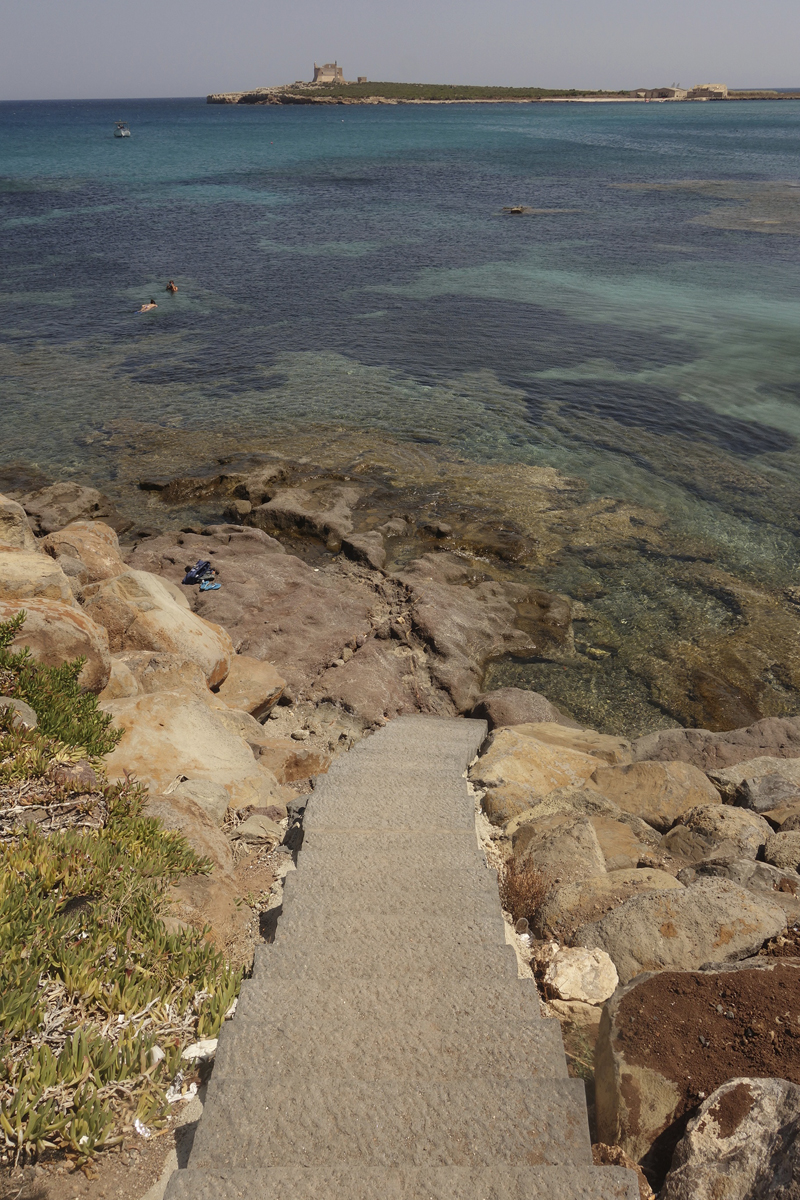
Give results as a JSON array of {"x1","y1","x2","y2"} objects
[{"x1": 164, "y1": 714, "x2": 637, "y2": 1200}]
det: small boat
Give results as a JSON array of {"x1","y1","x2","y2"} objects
[{"x1": 113, "y1": 122, "x2": 131, "y2": 138}]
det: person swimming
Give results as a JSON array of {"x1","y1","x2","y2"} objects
[
  {"x1": 166, "y1": 280, "x2": 178, "y2": 293},
  {"x1": 137, "y1": 299, "x2": 157, "y2": 312}
]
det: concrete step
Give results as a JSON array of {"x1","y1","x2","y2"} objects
[
  {"x1": 295, "y1": 829, "x2": 489, "y2": 872},
  {"x1": 272, "y1": 905, "x2": 507, "y2": 949},
  {"x1": 188, "y1": 1076, "x2": 593, "y2": 1170},
  {"x1": 235, "y1": 969, "x2": 547, "y2": 1025},
  {"x1": 164, "y1": 1164, "x2": 639, "y2": 1200},
  {"x1": 213, "y1": 1009, "x2": 569, "y2": 1082},
  {"x1": 280, "y1": 864, "x2": 500, "y2": 911},
  {"x1": 251, "y1": 933, "x2": 522, "y2": 983},
  {"x1": 304, "y1": 786, "x2": 476, "y2": 831}
]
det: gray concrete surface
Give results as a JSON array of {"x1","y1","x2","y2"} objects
[{"x1": 163, "y1": 714, "x2": 638, "y2": 1199}]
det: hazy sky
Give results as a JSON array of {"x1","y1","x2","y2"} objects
[{"x1": 2, "y1": 0, "x2": 798, "y2": 101}]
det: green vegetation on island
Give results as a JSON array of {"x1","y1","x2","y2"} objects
[{"x1": 303, "y1": 81, "x2": 620, "y2": 101}]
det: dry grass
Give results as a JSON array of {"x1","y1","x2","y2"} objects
[{"x1": 499, "y1": 857, "x2": 550, "y2": 927}]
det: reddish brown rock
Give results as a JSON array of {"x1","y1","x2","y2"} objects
[
  {"x1": 632, "y1": 716, "x2": 800, "y2": 772},
  {"x1": 0, "y1": 597, "x2": 111, "y2": 692}
]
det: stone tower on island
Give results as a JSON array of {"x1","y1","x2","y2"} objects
[{"x1": 313, "y1": 62, "x2": 344, "y2": 84}]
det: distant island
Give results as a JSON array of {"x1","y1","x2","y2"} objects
[{"x1": 208, "y1": 69, "x2": 800, "y2": 105}]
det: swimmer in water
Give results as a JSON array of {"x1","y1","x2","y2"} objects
[
  {"x1": 137, "y1": 299, "x2": 157, "y2": 312},
  {"x1": 166, "y1": 280, "x2": 178, "y2": 293}
]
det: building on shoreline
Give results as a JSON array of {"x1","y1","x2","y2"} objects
[
  {"x1": 689, "y1": 82, "x2": 728, "y2": 99},
  {"x1": 313, "y1": 62, "x2": 344, "y2": 84}
]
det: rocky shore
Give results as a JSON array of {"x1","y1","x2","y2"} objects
[{"x1": 2, "y1": 455, "x2": 800, "y2": 1197}]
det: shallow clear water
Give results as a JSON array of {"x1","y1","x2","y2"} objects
[{"x1": 2, "y1": 96, "x2": 800, "y2": 583}]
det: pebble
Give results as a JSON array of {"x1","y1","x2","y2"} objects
[{"x1": 291, "y1": 728, "x2": 309, "y2": 741}]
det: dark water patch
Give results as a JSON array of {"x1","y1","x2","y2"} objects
[{"x1": 525, "y1": 380, "x2": 793, "y2": 458}]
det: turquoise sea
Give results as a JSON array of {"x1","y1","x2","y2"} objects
[{"x1": 2, "y1": 96, "x2": 800, "y2": 729}]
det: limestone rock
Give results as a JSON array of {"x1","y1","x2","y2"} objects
[
  {"x1": 0, "y1": 696, "x2": 38, "y2": 731},
  {"x1": 502, "y1": 784, "x2": 660, "y2": 867},
  {"x1": 589, "y1": 812, "x2": 662, "y2": 870},
  {"x1": 0, "y1": 598, "x2": 111, "y2": 692},
  {"x1": 591, "y1": 760, "x2": 720, "y2": 833},
  {"x1": 633, "y1": 716, "x2": 800, "y2": 772},
  {"x1": 544, "y1": 946, "x2": 619, "y2": 1004},
  {"x1": 664, "y1": 804, "x2": 772, "y2": 862},
  {"x1": 512, "y1": 813, "x2": 607, "y2": 885},
  {"x1": 577, "y1": 878, "x2": 786, "y2": 983},
  {"x1": 660, "y1": 1077, "x2": 800, "y2": 1199},
  {"x1": 534, "y1": 868, "x2": 683, "y2": 942},
  {"x1": 468, "y1": 687, "x2": 578, "y2": 729},
  {"x1": 708, "y1": 755, "x2": 800, "y2": 811},
  {"x1": 82, "y1": 570, "x2": 233, "y2": 687},
  {"x1": 41, "y1": 520, "x2": 126, "y2": 582},
  {"x1": 764, "y1": 830, "x2": 800, "y2": 872},
  {"x1": 171, "y1": 779, "x2": 232, "y2": 826},
  {"x1": 0, "y1": 550, "x2": 76, "y2": 606},
  {"x1": 0, "y1": 493, "x2": 37, "y2": 552},
  {"x1": 101, "y1": 692, "x2": 289, "y2": 809},
  {"x1": 342, "y1": 532, "x2": 387, "y2": 571},
  {"x1": 216, "y1": 655, "x2": 285, "y2": 720},
  {"x1": 513, "y1": 721, "x2": 632, "y2": 765},
  {"x1": 19, "y1": 481, "x2": 130, "y2": 535}
]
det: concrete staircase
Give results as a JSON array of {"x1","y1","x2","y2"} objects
[{"x1": 163, "y1": 715, "x2": 638, "y2": 1200}]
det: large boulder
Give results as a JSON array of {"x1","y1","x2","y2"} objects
[
  {"x1": 708, "y1": 755, "x2": 800, "y2": 810},
  {"x1": 0, "y1": 493, "x2": 37, "y2": 552},
  {"x1": 595, "y1": 960, "x2": 800, "y2": 1183},
  {"x1": 41, "y1": 520, "x2": 126, "y2": 583},
  {"x1": 468, "y1": 687, "x2": 578, "y2": 730},
  {"x1": 18, "y1": 481, "x2": 130, "y2": 535},
  {"x1": 662, "y1": 804, "x2": 772, "y2": 863},
  {"x1": 0, "y1": 598, "x2": 111, "y2": 692},
  {"x1": 110, "y1": 649, "x2": 215, "y2": 703},
  {"x1": 677, "y1": 858, "x2": 800, "y2": 922},
  {"x1": 101, "y1": 692, "x2": 289, "y2": 810},
  {"x1": 471, "y1": 728, "x2": 599, "y2": 824},
  {"x1": 512, "y1": 813, "x2": 607, "y2": 885},
  {"x1": 512, "y1": 721, "x2": 632, "y2": 765},
  {"x1": 126, "y1": 529, "x2": 377, "y2": 706},
  {"x1": 216, "y1": 654, "x2": 285, "y2": 720},
  {"x1": 82, "y1": 570, "x2": 233, "y2": 687},
  {"x1": 591, "y1": 760, "x2": 720, "y2": 833},
  {"x1": 660, "y1": 1077, "x2": 800, "y2": 1200},
  {"x1": 534, "y1": 868, "x2": 683, "y2": 942},
  {"x1": 504, "y1": 785, "x2": 660, "y2": 868},
  {"x1": 633, "y1": 716, "x2": 800, "y2": 772},
  {"x1": 764, "y1": 830, "x2": 800, "y2": 872},
  {"x1": 0, "y1": 550, "x2": 76, "y2": 606},
  {"x1": 577, "y1": 878, "x2": 786, "y2": 983}
]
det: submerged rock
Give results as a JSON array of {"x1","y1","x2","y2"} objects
[{"x1": 468, "y1": 687, "x2": 577, "y2": 729}]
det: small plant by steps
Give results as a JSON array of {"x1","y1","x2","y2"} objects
[
  {"x1": 499, "y1": 857, "x2": 550, "y2": 928},
  {"x1": 0, "y1": 613, "x2": 242, "y2": 1168}
]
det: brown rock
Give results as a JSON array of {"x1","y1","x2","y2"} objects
[
  {"x1": 342, "y1": 531, "x2": 387, "y2": 571},
  {"x1": 0, "y1": 493, "x2": 37, "y2": 552},
  {"x1": 632, "y1": 715, "x2": 800, "y2": 772},
  {"x1": 576, "y1": 878, "x2": 786, "y2": 984},
  {"x1": 101, "y1": 692, "x2": 289, "y2": 809},
  {"x1": 468, "y1": 687, "x2": 579, "y2": 730},
  {"x1": 512, "y1": 721, "x2": 632, "y2": 765},
  {"x1": 248, "y1": 484, "x2": 360, "y2": 549},
  {"x1": 82, "y1": 570, "x2": 234, "y2": 687},
  {"x1": 41, "y1": 520, "x2": 126, "y2": 582},
  {"x1": 0, "y1": 597, "x2": 111, "y2": 692},
  {"x1": 534, "y1": 868, "x2": 683, "y2": 941},
  {"x1": 254, "y1": 735, "x2": 331, "y2": 783},
  {"x1": 764, "y1": 830, "x2": 800, "y2": 872},
  {"x1": 512, "y1": 813, "x2": 607, "y2": 885},
  {"x1": 19, "y1": 481, "x2": 130, "y2": 535},
  {"x1": 664, "y1": 804, "x2": 771, "y2": 862},
  {"x1": 0, "y1": 550, "x2": 76, "y2": 606},
  {"x1": 471, "y1": 728, "x2": 599, "y2": 803},
  {"x1": 112, "y1": 649, "x2": 215, "y2": 703},
  {"x1": 216, "y1": 654, "x2": 285, "y2": 720},
  {"x1": 592, "y1": 760, "x2": 720, "y2": 833},
  {"x1": 145, "y1": 791, "x2": 233, "y2": 873}
]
